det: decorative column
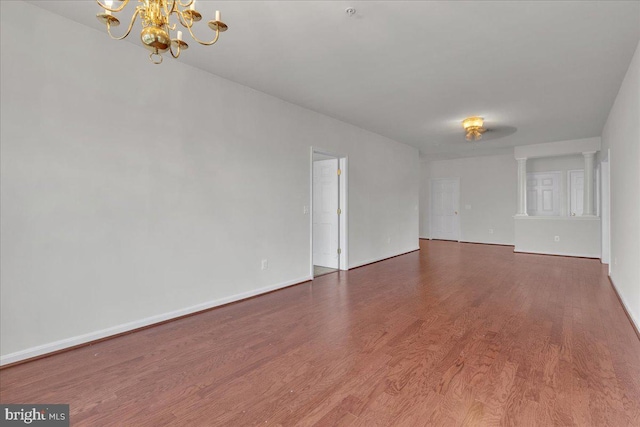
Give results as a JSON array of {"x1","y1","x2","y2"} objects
[
  {"x1": 516, "y1": 157, "x2": 528, "y2": 216},
  {"x1": 583, "y1": 151, "x2": 596, "y2": 216}
]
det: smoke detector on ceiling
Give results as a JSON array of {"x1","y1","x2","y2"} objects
[{"x1": 345, "y1": 8, "x2": 356, "y2": 17}]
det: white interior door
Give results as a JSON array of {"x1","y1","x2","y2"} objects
[
  {"x1": 527, "y1": 172, "x2": 561, "y2": 216},
  {"x1": 430, "y1": 179, "x2": 460, "y2": 241},
  {"x1": 313, "y1": 158, "x2": 339, "y2": 268},
  {"x1": 568, "y1": 170, "x2": 584, "y2": 216}
]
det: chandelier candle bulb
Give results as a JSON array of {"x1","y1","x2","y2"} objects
[
  {"x1": 177, "y1": 31, "x2": 182, "y2": 41},
  {"x1": 105, "y1": 0, "x2": 112, "y2": 15},
  {"x1": 190, "y1": 1, "x2": 195, "y2": 11},
  {"x1": 215, "y1": 10, "x2": 221, "y2": 21}
]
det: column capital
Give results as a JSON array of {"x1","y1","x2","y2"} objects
[{"x1": 582, "y1": 151, "x2": 597, "y2": 157}]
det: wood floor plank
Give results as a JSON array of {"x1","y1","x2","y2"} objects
[{"x1": 1, "y1": 240, "x2": 639, "y2": 426}]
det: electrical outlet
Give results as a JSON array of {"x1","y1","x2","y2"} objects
[
  {"x1": 261, "y1": 259, "x2": 268, "y2": 270},
  {"x1": 488, "y1": 229, "x2": 494, "y2": 234},
  {"x1": 554, "y1": 236, "x2": 560, "y2": 242}
]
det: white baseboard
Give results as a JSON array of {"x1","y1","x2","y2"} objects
[
  {"x1": 419, "y1": 236, "x2": 430, "y2": 240},
  {"x1": 609, "y1": 275, "x2": 640, "y2": 334},
  {"x1": 513, "y1": 249, "x2": 599, "y2": 259},
  {"x1": 349, "y1": 247, "x2": 420, "y2": 269},
  {"x1": 0, "y1": 275, "x2": 312, "y2": 366},
  {"x1": 459, "y1": 240, "x2": 514, "y2": 246}
]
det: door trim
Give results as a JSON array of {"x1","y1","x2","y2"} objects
[
  {"x1": 601, "y1": 153, "x2": 610, "y2": 268},
  {"x1": 310, "y1": 148, "x2": 348, "y2": 278}
]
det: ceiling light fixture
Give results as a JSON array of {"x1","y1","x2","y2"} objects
[
  {"x1": 96, "y1": 0, "x2": 228, "y2": 64},
  {"x1": 462, "y1": 116, "x2": 486, "y2": 141}
]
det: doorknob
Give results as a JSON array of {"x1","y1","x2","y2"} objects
[{"x1": 454, "y1": 211, "x2": 458, "y2": 215}]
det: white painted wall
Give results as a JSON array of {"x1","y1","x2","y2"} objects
[
  {"x1": 514, "y1": 137, "x2": 601, "y2": 159},
  {"x1": 514, "y1": 217, "x2": 601, "y2": 258},
  {"x1": 601, "y1": 40, "x2": 640, "y2": 331},
  {"x1": 421, "y1": 154, "x2": 516, "y2": 245},
  {"x1": 0, "y1": 2, "x2": 419, "y2": 362}
]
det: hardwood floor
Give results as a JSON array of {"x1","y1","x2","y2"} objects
[{"x1": 2, "y1": 240, "x2": 639, "y2": 426}]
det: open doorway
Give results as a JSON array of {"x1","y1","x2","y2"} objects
[{"x1": 311, "y1": 149, "x2": 347, "y2": 278}]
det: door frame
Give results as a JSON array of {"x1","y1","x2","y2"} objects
[
  {"x1": 601, "y1": 153, "x2": 610, "y2": 268},
  {"x1": 429, "y1": 177, "x2": 460, "y2": 241},
  {"x1": 310, "y1": 147, "x2": 348, "y2": 278}
]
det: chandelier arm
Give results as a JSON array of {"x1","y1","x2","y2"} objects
[
  {"x1": 164, "y1": 0, "x2": 176, "y2": 16},
  {"x1": 96, "y1": 0, "x2": 130, "y2": 13},
  {"x1": 178, "y1": 14, "x2": 190, "y2": 28},
  {"x1": 185, "y1": 23, "x2": 220, "y2": 46},
  {"x1": 169, "y1": 40, "x2": 181, "y2": 59},
  {"x1": 177, "y1": 0, "x2": 193, "y2": 8},
  {"x1": 106, "y1": 7, "x2": 141, "y2": 40},
  {"x1": 174, "y1": 9, "x2": 192, "y2": 28}
]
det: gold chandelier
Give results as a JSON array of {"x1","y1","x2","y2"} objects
[
  {"x1": 462, "y1": 116, "x2": 486, "y2": 141},
  {"x1": 96, "y1": 0, "x2": 228, "y2": 64}
]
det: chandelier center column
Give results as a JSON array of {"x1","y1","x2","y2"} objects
[
  {"x1": 516, "y1": 157, "x2": 528, "y2": 216},
  {"x1": 582, "y1": 151, "x2": 596, "y2": 216}
]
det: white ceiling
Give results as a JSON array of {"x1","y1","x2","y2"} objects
[{"x1": 27, "y1": 1, "x2": 640, "y2": 158}]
